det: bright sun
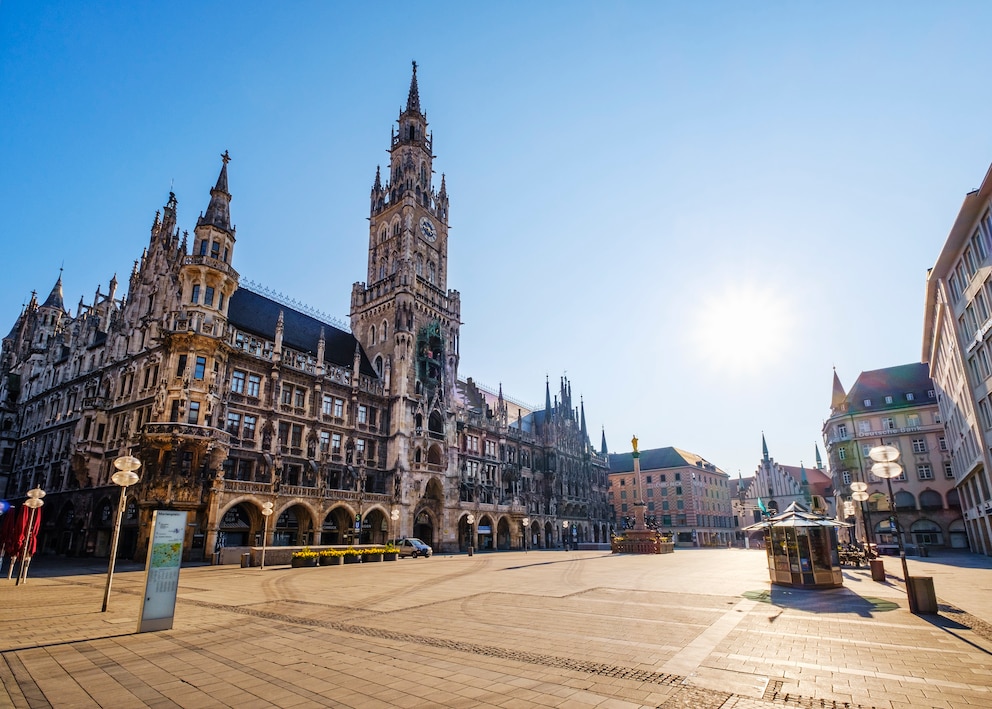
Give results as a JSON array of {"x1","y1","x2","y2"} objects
[{"x1": 688, "y1": 281, "x2": 794, "y2": 377}]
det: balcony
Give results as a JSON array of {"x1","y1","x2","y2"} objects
[{"x1": 143, "y1": 422, "x2": 231, "y2": 445}]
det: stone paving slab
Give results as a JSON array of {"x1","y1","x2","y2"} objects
[{"x1": 2, "y1": 549, "x2": 992, "y2": 708}]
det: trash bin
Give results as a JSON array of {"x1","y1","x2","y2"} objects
[
  {"x1": 907, "y1": 576, "x2": 938, "y2": 614},
  {"x1": 212, "y1": 551, "x2": 220, "y2": 565},
  {"x1": 920, "y1": 546, "x2": 929, "y2": 558},
  {"x1": 241, "y1": 553, "x2": 251, "y2": 568},
  {"x1": 870, "y1": 558, "x2": 885, "y2": 582},
  {"x1": 467, "y1": 546, "x2": 474, "y2": 557}
]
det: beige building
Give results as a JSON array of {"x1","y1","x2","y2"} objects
[
  {"x1": 923, "y1": 162, "x2": 992, "y2": 555},
  {"x1": 822, "y1": 364, "x2": 963, "y2": 551},
  {"x1": 608, "y1": 446, "x2": 733, "y2": 546}
]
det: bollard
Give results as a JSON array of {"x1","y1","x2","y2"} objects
[
  {"x1": 241, "y1": 553, "x2": 251, "y2": 568},
  {"x1": 870, "y1": 558, "x2": 885, "y2": 582}
]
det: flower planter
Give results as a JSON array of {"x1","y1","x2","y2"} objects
[
  {"x1": 343, "y1": 554, "x2": 361, "y2": 564},
  {"x1": 320, "y1": 554, "x2": 343, "y2": 566},
  {"x1": 291, "y1": 556, "x2": 318, "y2": 568},
  {"x1": 383, "y1": 552, "x2": 398, "y2": 562},
  {"x1": 362, "y1": 553, "x2": 383, "y2": 563}
]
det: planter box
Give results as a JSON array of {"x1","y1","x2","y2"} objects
[
  {"x1": 362, "y1": 553, "x2": 383, "y2": 563},
  {"x1": 343, "y1": 554, "x2": 361, "y2": 564},
  {"x1": 383, "y1": 552, "x2": 398, "y2": 562},
  {"x1": 291, "y1": 556, "x2": 318, "y2": 568},
  {"x1": 320, "y1": 555, "x2": 343, "y2": 566}
]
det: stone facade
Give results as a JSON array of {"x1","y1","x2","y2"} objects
[
  {"x1": 822, "y1": 364, "x2": 964, "y2": 551},
  {"x1": 0, "y1": 65, "x2": 611, "y2": 561}
]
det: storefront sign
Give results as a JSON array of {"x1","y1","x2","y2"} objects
[{"x1": 137, "y1": 510, "x2": 187, "y2": 633}]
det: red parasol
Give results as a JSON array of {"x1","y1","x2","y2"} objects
[
  {"x1": 0, "y1": 506, "x2": 21, "y2": 557},
  {"x1": 14, "y1": 503, "x2": 42, "y2": 557}
]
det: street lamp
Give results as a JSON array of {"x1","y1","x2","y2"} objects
[
  {"x1": 868, "y1": 445, "x2": 912, "y2": 594},
  {"x1": 15, "y1": 487, "x2": 45, "y2": 586},
  {"x1": 390, "y1": 508, "x2": 399, "y2": 543},
  {"x1": 466, "y1": 513, "x2": 475, "y2": 556},
  {"x1": 260, "y1": 501, "x2": 274, "y2": 569},
  {"x1": 102, "y1": 453, "x2": 141, "y2": 612},
  {"x1": 562, "y1": 519, "x2": 569, "y2": 551},
  {"x1": 522, "y1": 517, "x2": 530, "y2": 552}
]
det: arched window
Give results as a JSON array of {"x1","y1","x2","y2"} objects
[
  {"x1": 427, "y1": 261, "x2": 436, "y2": 284},
  {"x1": 415, "y1": 254, "x2": 424, "y2": 277},
  {"x1": 379, "y1": 259, "x2": 387, "y2": 280},
  {"x1": 369, "y1": 325, "x2": 376, "y2": 345},
  {"x1": 374, "y1": 355, "x2": 383, "y2": 377},
  {"x1": 894, "y1": 491, "x2": 916, "y2": 510},
  {"x1": 381, "y1": 320, "x2": 388, "y2": 341},
  {"x1": 919, "y1": 490, "x2": 943, "y2": 511}
]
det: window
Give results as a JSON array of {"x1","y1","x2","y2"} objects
[
  {"x1": 646, "y1": 475, "x2": 652, "y2": 483},
  {"x1": 358, "y1": 405, "x2": 368, "y2": 424},
  {"x1": 247, "y1": 374, "x2": 261, "y2": 398},
  {"x1": 320, "y1": 431, "x2": 330, "y2": 452},
  {"x1": 620, "y1": 490, "x2": 627, "y2": 499},
  {"x1": 928, "y1": 389, "x2": 935, "y2": 398},
  {"x1": 281, "y1": 387, "x2": 292, "y2": 406},
  {"x1": 863, "y1": 399, "x2": 872, "y2": 407},
  {"x1": 675, "y1": 473, "x2": 681, "y2": 481},
  {"x1": 917, "y1": 464, "x2": 934, "y2": 480},
  {"x1": 945, "y1": 462, "x2": 955, "y2": 479},
  {"x1": 646, "y1": 488, "x2": 653, "y2": 497},
  {"x1": 194, "y1": 356, "x2": 206, "y2": 380},
  {"x1": 294, "y1": 388, "x2": 305, "y2": 408},
  {"x1": 907, "y1": 414, "x2": 921, "y2": 428},
  {"x1": 334, "y1": 398, "x2": 344, "y2": 418},
  {"x1": 841, "y1": 471, "x2": 852, "y2": 485},
  {"x1": 837, "y1": 423, "x2": 848, "y2": 439},
  {"x1": 885, "y1": 396, "x2": 893, "y2": 404},
  {"x1": 243, "y1": 415, "x2": 256, "y2": 439},
  {"x1": 204, "y1": 286, "x2": 215, "y2": 306},
  {"x1": 858, "y1": 420, "x2": 871, "y2": 435},
  {"x1": 912, "y1": 438, "x2": 927, "y2": 453},
  {"x1": 939, "y1": 436, "x2": 947, "y2": 451},
  {"x1": 187, "y1": 401, "x2": 200, "y2": 425},
  {"x1": 332, "y1": 433, "x2": 342, "y2": 454},
  {"x1": 660, "y1": 474, "x2": 666, "y2": 482},
  {"x1": 882, "y1": 417, "x2": 895, "y2": 430},
  {"x1": 211, "y1": 241, "x2": 221, "y2": 259},
  {"x1": 906, "y1": 392, "x2": 915, "y2": 401},
  {"x1": 291, "y1": 424, "x2": 302, "y2": 448},
  {"x1": 176, "y1": 354, "x2": 187, "y2": 378},
  {"x1": 226, "y1": 412, "x2": 241, "y2": 435},
  {"x1": 838, "y1": 447, "x2": 847, "y2": 461},
  {"x1": 191, "y1": 284, "x2": 200, "y2": 304},
  {"x1": 199, "y1": 239, "x2": 208, "y2": 256},
  {"x1": 322, "y1": 394, "x2": 333, "y2": 415},
  {"x1": 355, "y1": 439, "x2": 366, "y2": 458},
  {"x1": 231, "y1": 370, "x2": 246, "y2": 394}
]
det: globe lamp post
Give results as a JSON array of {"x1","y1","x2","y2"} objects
[
  {"x1": 16, "y1": 487, "x2": 45, "y2": 585},
  {"x1": 102, "y1": 454, "x2": 141, "y2": 612},
  {"x1": 868, "y1": 445, "x2": 913, "y2": 604},
  {"x1": 522, "y1": 517, "x2": 530, "y2": 553},
  {"x1": 260, "y1": 501, "x2": 274, "y2": 569}
]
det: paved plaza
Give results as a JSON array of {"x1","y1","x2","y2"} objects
[{"x1": 2, "y1": 548, "x2": 992, "y2": 708}]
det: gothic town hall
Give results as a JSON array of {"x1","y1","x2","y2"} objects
[{"x1": 0, "y1": 66, "x2": 612, "y2": 561}]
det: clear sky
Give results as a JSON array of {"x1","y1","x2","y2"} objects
[{"x1": 3, "y1": 2, "x2": 992, "y2": 480}]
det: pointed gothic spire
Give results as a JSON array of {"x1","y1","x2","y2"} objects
[
  {"x1": 373, "y1": 165, "x2": 382, "y2": 191},
  {"x1": 762, "y1": 433, "x2": 770, "y2": 463},
  {"x1": 831, "y1": 367, "x2": 847, "y2": 411},
  {"x1": 601, "y1": 427, "x2": 608, "y2": 456},
  {"x1": 545, "y1": 376, "x2": 552, "y2": 418},
  {"x1": 815, "y1": 443, "x2": 823, "y2": 470},
  {"x1": 199, "y1": 151, "x2": 233, "y2": 235},
  {"x1": 439, "y1": 173, "x2": 447, "y2": 197},
  {"x1": 41, "y1": 270, "x2": 66, "y2": 311},
  {"x1": 580, "y1": 397, "x2": 588, "y2": 439},
  {"x1": 406, "y1": 60, "x2": 421, "y2": 114}
]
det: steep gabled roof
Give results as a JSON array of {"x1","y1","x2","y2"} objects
[
  {"x1": 227, "y1": 288, "x2": 376, "y2": 376},
  {"x1": 609, "y1": 446, "x2": 726, "y2": 475},
  {"x1": 843, "y1": 363, "x2": 935, "y2": 414}
]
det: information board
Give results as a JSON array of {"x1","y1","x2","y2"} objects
[{"x1": 137, "y1": 510, "x2": 187, "y2": 633}]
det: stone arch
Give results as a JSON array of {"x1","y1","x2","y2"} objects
[
  {"x1": 544, "y1": 520, "x2": 554, "y2": 548},
  {"x1": 476, "y1": 514, "x2": 495, "y2": 551},
  {"x1": 217, "y1": 502, "x2": 253, "y2": 548},
  {"x1": 361, "y1": 504, "x2": 389, "y2": 545},
  {"x1": 428, "y1": 410, "x2": 444, "y2": 437},
  {"x1": 949, "y1": 518, "x2": 968, "y2": 548},
  {"x1": 910, "y1": 518, "x2": 944, "y2": 546},
  {"x1": 496, "y1": 516, "x2": 511, "y2": 550},
  {"x1": 426, "y1": 444, "x2": 443, "y2": 465},
  {"x1": 423, "y1": 476, "x2": 444, "y2": 502},
  {"x1": 273, "y1": 502, "x2": 318, "y2": 546},
  {"x1": 894, "y1": 490, "x2": 916, "y2": 510},
  {"x1": 412, "y1": 507, "x2": 436, "y2": 547},
  {"x1": 919, "y1": 489, "x2": 942, "y2": 511},
  {"x1": 320, "y1": 504, "x2": 353, "y2": 545}
]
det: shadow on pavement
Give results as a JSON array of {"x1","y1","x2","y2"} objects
[{"x1": 742, "y1": 586, "x2": 900, "y2": 617}]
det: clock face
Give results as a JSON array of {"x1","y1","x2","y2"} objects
[{"x1": 420, "y1": 217, "x2": 437, "y2": 243}]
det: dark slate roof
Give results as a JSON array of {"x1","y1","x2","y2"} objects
[
  {"x1": 844, "y1": 363, "x2": 934, "y2": 414},
  {"x1": 228, "y1": 288, "x2": 377, "y2": 376},
  {"x1": 609, "y1": 446, "x2": 725, "y2": 475}
]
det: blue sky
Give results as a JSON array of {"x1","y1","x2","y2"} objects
[{"x1": 3, "y1": 2, "x2": 992, "y2": 479}]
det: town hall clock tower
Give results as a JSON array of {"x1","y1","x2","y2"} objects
[{"x1": 350, "y1": 63, "x2": 461, "y2": 494}]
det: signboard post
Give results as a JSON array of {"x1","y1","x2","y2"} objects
[{"x1": 137, "y1": 510, "x2": 187, "y2": 633}]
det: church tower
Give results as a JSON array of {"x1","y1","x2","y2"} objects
[{"x1": 351, "y1": 63, "x2": 461, "y2": 479}]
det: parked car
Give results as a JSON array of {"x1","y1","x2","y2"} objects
[{"x1": 391, "y1": 538, "x2": 432, "y2": 558}]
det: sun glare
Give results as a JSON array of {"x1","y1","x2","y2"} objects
[{"x1": 688, "y1": 282, "x2": 794, "y2": 377}]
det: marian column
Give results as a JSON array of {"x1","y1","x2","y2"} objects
[{"x1": 631, "y1": 435, "x2": 646, "y2": 531}]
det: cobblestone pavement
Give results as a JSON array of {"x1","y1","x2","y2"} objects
[{"x1": 2, "y1": 548, "x2": 992, "y2": 708}]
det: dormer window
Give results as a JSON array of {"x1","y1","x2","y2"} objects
[
  {"x1": 863, "y1": 399, "x2": 872, "y2": 407},
  {"x1": 885, "y1": 396, "x2": 893, "y2": 404},
  {"x1": 906, "y1": 393, "x2": 915, "y2": 401}
]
